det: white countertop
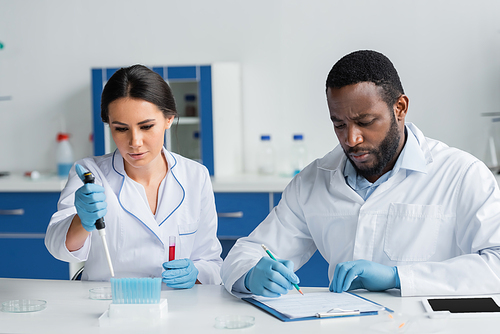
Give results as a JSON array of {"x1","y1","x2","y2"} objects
[
  {"x1": 0, "y1": 173, "x2": 68, "y2": 192},
  {"x1": 3, "y1": 171, "x2": 500, "y2": 194},
  {"x1": 0, "y1": 278, "x2": 498, "y2": 334},
  {"x1": 0, "y1": 172, "x2": 293, "y2": 193},
  {"x1": 211, "y1": 174, "x2": 292, "y2": 193}
]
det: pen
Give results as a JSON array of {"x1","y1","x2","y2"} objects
[
  {"x1": 316, "y1": 308, "x2": 382, "y2": 318},
  {"x1": 316, "y1": 310, "x2": 361, "y2": 318},
  {"x1": 261, "y1": 244, "x2": 303, "y2": 295}
]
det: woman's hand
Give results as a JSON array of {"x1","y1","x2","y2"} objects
[
  {"x1": 162, "y1": 259, "x2": 199, "y2": 289},
  {"x1": 74, "y1": 164, "x2": 107, "y2": 231}
]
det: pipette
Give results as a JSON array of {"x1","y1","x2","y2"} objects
[{"x1": 82, "y1": 171, "x2": 115, "y2": 277}]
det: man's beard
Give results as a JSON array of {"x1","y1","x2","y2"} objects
[{"x1": 345, "y1": 115, "x2": 401, "y2": 179}]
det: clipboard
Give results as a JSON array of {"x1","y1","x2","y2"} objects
[{"x1": 242, "y1": 292, "x2": 392, "y2": 322}]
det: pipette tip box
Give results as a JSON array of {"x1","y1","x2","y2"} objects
[
  {"x1": 110, "y1": 277, "x2": 162, "y2": 304},
  {"x1": 99, "y1": 277, "x2": 166, "y2": 327},
  {"x1": 99, "y1": 299, "x2": 168, "y2": 327}
]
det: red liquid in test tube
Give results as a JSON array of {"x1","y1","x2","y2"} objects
[{"x1": 169, "y1": 236, "x2": 176, "y2": 261}]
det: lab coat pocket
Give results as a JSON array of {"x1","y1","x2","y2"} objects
[
  {"x1": 177, "y1": 223, "x2": 199, "y2": 259},
  {"x1": 384, "y1": 203, "x2": 442, "y2": 262}
]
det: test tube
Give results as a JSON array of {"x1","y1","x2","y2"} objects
[{"x1": 169, "y1": 236, "x2": 176, "y2": 261}]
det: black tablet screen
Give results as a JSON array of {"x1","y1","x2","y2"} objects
[{"x1": 428, "y1": 297, "x2": 500, "y2": 313}]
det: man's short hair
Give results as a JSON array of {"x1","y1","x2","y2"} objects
[{"x1": 326, "y1": 50, "x2": 405, "y2": 107}]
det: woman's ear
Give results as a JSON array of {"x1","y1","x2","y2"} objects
[{"x1": 165, "y1": 115, "x2": 176, "y2": 130}]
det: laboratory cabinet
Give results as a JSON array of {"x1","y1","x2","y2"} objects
[
  {"x1": 215, "y1": 192, "x2": 271, "y2": 260},
  {"x1": 215, "y1": 191, "x2": 330, "y2": 287},
  {"x1": 0, "y1": 192, "x2": 68, "y2": 279},
  {"x1": 91, "y1": 63, "x2": 242, "y2": 177}
]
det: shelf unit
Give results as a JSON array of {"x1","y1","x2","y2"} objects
[{"x1": 91, "y1": 63, "x2": 242, "y2": 177}]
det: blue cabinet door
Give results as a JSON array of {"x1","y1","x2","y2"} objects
[
  {"x1": 215, "y1": 192, "x2": 270, "y2": 259},
  {"x1": 215, "y1": 192, "x2": 270, "y2": 238},
  {"x1": 272, "y1": 192, "x2": 282, "y2": 207},
  {"x1": 0, "y1": 238, "x2": 68, "y2": 279},
  {"x1": 295, "y1": 251, "x2": 330, "y2": 288},
  {"x1": 0, "y1": 192, "x2": 68, "y2": 279},
  {"x1": 0, "y1": 192, "x2": 60, "y2": 233}
]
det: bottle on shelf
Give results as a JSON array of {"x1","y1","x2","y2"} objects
[
  {"x1": 56, "y1": 132, "x2": 74, "y2": 178},
  {"x1": 190, "y1": 130, "x2": 202, "y2": 163},
  {"x1": 258, "y1": 135, "x2": 275, "y2": 175},
  {"x1": 184, "y1": 94, "x2": 197, "y2": 117},
  {"x1": 291, "y1": 134, "x2": 307, "y2": 176}
]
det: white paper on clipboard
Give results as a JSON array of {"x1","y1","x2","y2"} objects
[
  {"x1": 422, "y1": 296, "x2": 500, "y2": 318},
  {"x1": 251, "y1": 291, "x2": 386, "y2": 319}
]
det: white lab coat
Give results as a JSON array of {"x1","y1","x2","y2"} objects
[
  {"x1": 45, "y1": 148, "x2": 222, "y2": 284},
  {"x1": 221, "y1": 123, "x2": 500, "y2": 296}
]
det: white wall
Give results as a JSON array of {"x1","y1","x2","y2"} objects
[{"x1": 1, "y1": 0, "x2": 499, "y2": 175}]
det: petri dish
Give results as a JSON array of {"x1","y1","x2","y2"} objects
[
  {"x1": 215, "y1": 315, "x2": 255, "y2": 329},
  {"x1": 1, "y1": 299, "x2": 47, "y2": 313},
  {"x1": 89, "y1": 287, "x2": 112, "y2": 300}
]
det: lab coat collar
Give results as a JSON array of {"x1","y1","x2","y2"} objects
[
  {"x1": 317, "y1": 145, "x2": 346, "y2": 172},
  {"x1": 111, "y1": 146, "x2": 178, "y2": 172},
  {"x1": 317, "y1": 123, "x2": 433, "y2": 175},
  {"x1": 316, "y1": 123, "x2": 434, "y2": 203},
  {"x1": 316, "y1": 146, "x2": 364, "y2": 203},
  {"x1": 110, "y1": 148, "x2": 184, "y2": 244},
  {"x1": 406, "y1": 122, "x2": 433, "y2": 167},
  {"x1": 155, "y1": 149, "x2": 185, "y2": 227}
]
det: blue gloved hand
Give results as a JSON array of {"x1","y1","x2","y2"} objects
[
  {"x1": 244, "y1": 257, "x2": 299, "y2": 298},
  {"x1": 74, "y1": 164, "x2": 107, "y2": 232},
  {"x1": 162, "y1": 259, "x2": 199, "y2": 289},
  {"x1": 330, "y1": 259, "x2": 400, "y2": 293}
]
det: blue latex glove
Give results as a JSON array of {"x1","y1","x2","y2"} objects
[
  {"x1": 74, "y1": 164, "x2": 107, "y2": 232},
  {"x1": 162, "y1": 259, "x2": 199, "y2": 289},
  {"x1": 330, "y1": 259, "x2": 400, "y2": 293},
  {"x1": 244, "y1": 257, "x2": 299, "y2": 298}
]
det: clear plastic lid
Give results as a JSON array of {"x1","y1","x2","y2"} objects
[
  {"x1": 215, "y1": 315, "x2": 255, "y2": 329},
  {"x1": 89, "y1": 287, "x2": 113, "y2": 300},
  {"x1": 1, "y1": 299, "x2": 47, "y2": 313}
]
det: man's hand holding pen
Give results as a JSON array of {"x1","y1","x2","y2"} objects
[{"x1": 244, "y1": 256, "x2": 300, "y2": 297}]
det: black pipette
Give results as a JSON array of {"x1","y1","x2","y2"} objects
[{"x1": 82, "y1": 171, "x2": 115, "y2": 277}]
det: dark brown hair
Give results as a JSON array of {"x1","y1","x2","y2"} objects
[{"x1": 101, "y1": 64, "x2": 177, "y2": 123}]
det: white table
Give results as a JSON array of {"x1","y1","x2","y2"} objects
[{"x1": 0, "y1": 278, "x2": 499, "y2": 333}]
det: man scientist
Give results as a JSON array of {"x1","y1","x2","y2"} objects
[{"x1": 221, "y1": 50, "x2": 500, "y2": 297}]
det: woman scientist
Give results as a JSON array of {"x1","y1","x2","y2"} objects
[{"x1": 45, "y1": 65, "x2": 223, "y2": 288}]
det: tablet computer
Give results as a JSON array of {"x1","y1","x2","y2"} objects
[{"x1": 422, "y1": 296, "x2": 500, "y2": 318}]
